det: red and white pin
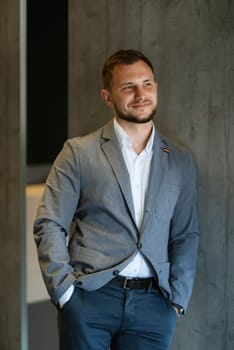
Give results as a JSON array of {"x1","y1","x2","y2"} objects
[{"x1": 162, "y1": 147, "x2": 170, "y2": 153}]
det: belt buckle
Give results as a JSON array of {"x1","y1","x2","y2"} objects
[{"x1": 123, "y1": 277, "x2": 131, "y2": 289}]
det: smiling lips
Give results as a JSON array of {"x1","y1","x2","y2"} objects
[{"x1": 130, "y1": 100, "x2": 152, "y2": 109}]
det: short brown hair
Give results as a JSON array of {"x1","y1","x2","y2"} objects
[{"x1": 102, "y1": 49, "x2": 155, "y2": 91}]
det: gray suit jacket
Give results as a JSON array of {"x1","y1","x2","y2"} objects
[{"x1": 34, "y1": 120, "x2": 199, "y2": 311}]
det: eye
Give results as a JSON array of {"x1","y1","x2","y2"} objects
[
  {"x1": 143, "y1": 81, "x2": 153, "y2": 88},
  {"x1": 122, "y1": 85, "x2": 134, "y2": 91}
]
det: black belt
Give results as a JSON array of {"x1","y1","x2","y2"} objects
[{"x1": 112, "y1": 276, "x2": 157, "y2": 290}]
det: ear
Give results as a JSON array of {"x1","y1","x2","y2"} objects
[{"x1": 101, "y1": 89, "x2": 113, "y2": 107}]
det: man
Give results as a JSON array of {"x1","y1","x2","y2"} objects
[{"x1": 34, "y1": 49, "x2": 199, "y2": 350}]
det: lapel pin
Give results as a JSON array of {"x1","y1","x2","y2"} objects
[{"x1": 162, "y1": 147, "x2": 170, "y2": 154}]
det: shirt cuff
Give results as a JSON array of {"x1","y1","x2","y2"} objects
[{"x1": 58, "y1": 284, "x2": 75, "y2": 308}]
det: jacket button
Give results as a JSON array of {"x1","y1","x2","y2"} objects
[
  {"x1": 137, "y1": 242, "x2": 142, "y2": 249},
  {"x1": 77, "y1": 281, "x2": 82, "y2": 286},
  {"x1": 113, "y1": 270, "x2": 119, "y2": 276}
]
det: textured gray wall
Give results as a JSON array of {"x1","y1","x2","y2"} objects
[
  {"x1": 0, "y1": 0, "x2": 27, "y2": 350},
  {"x1": 69, "y1": 1, "x2": 234, "y2": 349}
]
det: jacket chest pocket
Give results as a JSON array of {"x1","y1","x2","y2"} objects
[{"x1": 155, "y1": 184, "x2": 180, "y2": 222}]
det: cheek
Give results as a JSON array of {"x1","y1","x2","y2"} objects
[
  {"x1": 117, "y1": 98, "x2": 129, "y2": 110},
  {"x1": 153, "y1": 89, "x2": 158, "y2": 102},
  {"x1": 150, "y1": 93, "x2": 157, "y2": 106},
  {"x1": 112, "y1": 93, "x2": 133, "y2": 112}
]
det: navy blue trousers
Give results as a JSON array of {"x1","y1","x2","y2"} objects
[{"x1": 57, "y1": 280, "x2": 177, "y2": 350}]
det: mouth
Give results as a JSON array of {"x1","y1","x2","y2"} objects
[{"x1": 131, "y1": 101, "x2": 152, "y2": 109}]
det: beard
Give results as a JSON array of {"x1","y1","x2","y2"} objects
[{"x1": 113, "y1": 103, "x2": 157, "y2": 124}]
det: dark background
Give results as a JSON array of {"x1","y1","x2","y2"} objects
[{"x1": 27, "y1": 0, "x2": 68, "y2": 165}]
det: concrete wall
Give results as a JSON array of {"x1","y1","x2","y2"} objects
[
  {"x1": 0, "y1": 1, "x2": 232, "y2": 349},
  {"x1": 69, "y1": 1, "x2": 234, "y2": 349},
  {"x1": 0, "y1": 0, "x2": 27, "y2": 350}
]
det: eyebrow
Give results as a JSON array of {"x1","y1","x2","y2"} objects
[{"x1": 121, "y1": 79, "x2": 154, "y2": 86}]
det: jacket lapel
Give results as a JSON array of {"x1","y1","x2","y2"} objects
[
  {"x1": 140, "y1": 130, "x2": 169, "y2": 234},
  {"x1": 100, "y1": 121, "x2": 137, "y2": 227},
  {"x1": 100, "y1": 121, "x2": 170, "y2": 234}
]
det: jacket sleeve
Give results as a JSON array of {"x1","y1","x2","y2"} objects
[
  {"x1": 34, "y1": 140, "x2": 80, "y2": 303},
  {"x1": 168, "y1": 153, "x2": 200, "y2": 311}
]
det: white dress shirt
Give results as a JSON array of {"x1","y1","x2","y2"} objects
[
  {"x1": 59, "y1": 119, "x2": 155, "y2": 307},
  {"x1": 114, "y1": 118, "x2": 155, "y2": 278}
]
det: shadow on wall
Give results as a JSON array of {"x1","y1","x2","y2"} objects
[{"x1": 28, "y1": 301, "x2": 58, "y2": 350}]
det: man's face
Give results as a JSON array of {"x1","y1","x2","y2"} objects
[{"x1": 102, "y1": 60, "x2": 158, "y2": 124}]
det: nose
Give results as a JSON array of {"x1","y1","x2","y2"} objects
[{"x1": 134, "y1": 86, "x2": 145, "y2": 101}]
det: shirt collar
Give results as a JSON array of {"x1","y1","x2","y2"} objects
[{"x1": 114, "y1": 118, "x2": 155, "y2": 154}]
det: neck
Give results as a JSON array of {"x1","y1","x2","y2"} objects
[{"x1": 116, "y1": 118, "x2": 153, "y2": 154}]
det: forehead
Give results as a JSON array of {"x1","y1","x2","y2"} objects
[{"x1": 111, "y1": 60, "x2": 155, "y2": 85}]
